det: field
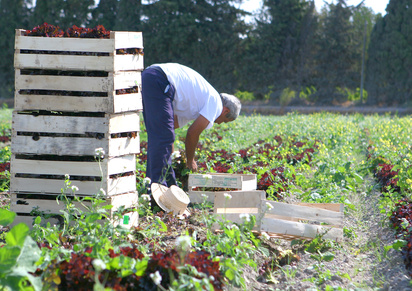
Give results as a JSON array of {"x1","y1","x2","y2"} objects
[{"x1": 1, "y1": 109, "x2": 412, "y2": 290}]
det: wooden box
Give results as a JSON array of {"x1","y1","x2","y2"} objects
[
  {"x1": 188, "y1": 173, "x2": 257, "y2": 203},
  {"x1": 14, "y1": 29, "x2": 143, "y2": 113},
  {"x1": 11, "y1": 110, "x2": 140, "y2": 157},
  {"x1": 11, "y1": 191, "x2": 139, "y2": 229},
  {"x1": 213, "y1": 191, "x2": 344, "y2": 241}
]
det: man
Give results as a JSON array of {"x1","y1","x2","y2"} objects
[{"x1": 141, "y1": 63, "x2": 241, "y2": 188}]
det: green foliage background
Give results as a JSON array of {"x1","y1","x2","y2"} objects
[{"x1": 0, "y1": 0, "x2": 409, "y2": 105}]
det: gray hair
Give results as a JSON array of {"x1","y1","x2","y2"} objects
[{"x1": 220, "y1": 93, "x2": 241, "y2": 120}]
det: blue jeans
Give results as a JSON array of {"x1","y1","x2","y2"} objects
[{"x1": 141, "y1": 67, "x2": 177, "y2": 188}]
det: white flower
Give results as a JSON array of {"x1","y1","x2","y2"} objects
[
  {"x1": 141, "y1": 194, "x2": 151, "y2": 201},
  {"x1": 99, "y1": 188, "x2": 106, "y2": 196},
  {"x1": 239, "y1": 213, "x2": 250, "y2": 222},
  {"x1": 94, "y1": 147, "x2": 105, "y2": 159},
  {"x1": 266, "y1": 202, "x2": 274, "y2": 210},
  {"x1": 65, "y1": 174, "x2": 70, "y2": 180},
  {"x1": 71, "y1": 185, "x2": 79, "y2": 192},
  {"x1": 201, "y1": 194, "x2": 208, "y2": 199},
  {"x1": 228, "y1": 224, "x2": 239, "y2": 230},
  {"x1": 224, "y1": 193, "x2": 232, "y2": 200},
  {"x1": 171, "y1": 151, "x2": 181, "y2": 159},
  {"x1": 150, "y1": 271, "x2": 162, "y2": 286},
  {"x1": 92, "y1": 259, "x2": 106, "y2": 272},
  {"x1": 260, "y1": 232, "x2": 270, "y2": 240},
  {"x1": 175, "y1": 235, "x2": 192, "y2": 250},
  {"x1": 143, "y1": 177, "x2": 151, "y2": 185},
  {"x1": 202, "y1": 174, "x2": 213, "y2": 180}
]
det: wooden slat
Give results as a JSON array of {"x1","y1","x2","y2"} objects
[
  {"x1": 11, "y1": 135, "x2": 140, "y2": 156},
  {"x1": 188, "y1": 173, "x2": 256, "y2": 189},
  {"x1": 10, "y1": 191, "x2": 138, "y2": 215},
  {"x1": 14, "y1": 54, "x2": 143, "y2": 72},
  {"x1": 15, "y1": 71, "x2": 140, "y2": 92},
  {"x1": 15, "y1": 73, "x2": 112, "y2": 92},
  {"x1": 112, "y1": 31, "x2": 143, "y2": 49},
  {"x1": 108, "y1": 112, "x2": 140, "y2": 133},
  {"x1": 12, "y1": 112, "x2": 139, "y2": 135},
  {"x1": 297, "y1": 203, "x2": 344, "y2": 213},
  {"x1": 15, "y1": 30, "x2": 143, "y2": 52},
  {"x1": 14, "y1": 94, "x2": 142, "y2": 113},
  {"x1": 11, "y1": 154, "x2": 136, "y2": 176},
  {"x1": 260, "y1": 217, "x2": 343, "y2": 241},
  {"x1": 264, "y1": 201, "x2": 343, "y2": 226},
  {"x1": 10, "y1": 174, "x2": 136, "y2": 196},
  {"x1": 214, "y1": 190, "x2": 265, "y2": 209}
]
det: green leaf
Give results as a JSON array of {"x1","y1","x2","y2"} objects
[
  {"x1": 322, "y1": 252, "x2": 335, "y2": 262},
  {"x1": 225, "y1": 268, "x2": 235, "y2": 281},
  {"x1": 0, "y1": 246, "x2": 20, "y2": 273},
  {"x1": 135, "y1": 260, "x2": 148, "y2": 277},
  {"x1": 0, "y1": 209, "x2": 16, "y2": 226},
  {"x1": 17, "y1": 236, "x2": 41, "y2": 273},
  {"x1": 5, "y1": 223, "x2": 29, "y2": 247}
]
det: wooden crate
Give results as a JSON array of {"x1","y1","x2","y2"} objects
[
  {"x1": 213, "y1": 191, "x2": 344, "y2": 241},
  {"x1": 10, "y1": 154, "x2": 136, "y2": 196},
  {"x1": 14, "y1": 29, "x2": 143, "y2": 113},
  {"x1": 11, "y1": 110, "x2": 140, "y2": 157},
  {"x1": 11, "y1": 191, "x2": 139, "y2": 229},
  {"x1": 188, "y1": 173, "x2": 257, "y2": 203}
]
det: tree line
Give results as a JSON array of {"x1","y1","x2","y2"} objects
[{"x1": 0, "y1": 0, "x2": 410, "y2": 106}]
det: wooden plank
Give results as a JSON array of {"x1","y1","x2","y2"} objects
[
  {"x1": 10, "y1": 174, "x2": 136, "y2": 196},
  {"x1": 188, "y1": 190, "x2": 216, "y2": 203},
  {"x1": 188, "y1": 173, "x2": 256, "y2": 189},
  {"x1": 297, "y1": 203, "x2": 344, "y2": 213},
  {"x1": 214, "y1": 190, "x2": 265, "y2": 209},
  {"x1": 263, "y1": 201, "x2": 343, "y2": 226},
  {"x1": 10, "y1": 191, "x2": 138, "y2": 215},
  {"x1": 14, "y1": 94, "x2": 142, "y2": 113},
  {"x1": 15, "y1": 72, "x2": 112, "y2": 92},
  {"x1": 112, "y1": 31, "x2": 143, "y2": 49},
  {"x1": 15, "y1": 54, "x2": 144, "y2": 72},
  {"x1": 112, "y1": 93, "x2": 143, "y2": 113},
  {"x1": 15, "y1": 30, "x2": 144, "y2": 52},
  {"x1": 213, "y1": 213, "x2": 261, "y2": 231},
  {"x1": 10, "y1": 154, "x2": 136, "y2": 176},
  {"x1": 260, "y1": 217, "x2": 343, "y2": 241},
  {"x1": 108, "y1": 112, "x2": 140, "y2": 133},
  {"x1": 15, "y1": 30, "x2": 115, "y2": 52},
  {"x1": 11, "y1": 135, "x2": 139, "y2": 156},
  {"x1": 15, "y1": 71, "x2": 140, "y2": 93},
  {"x1": 12, "y1": 111, "x2": 139, "y2": 135}
]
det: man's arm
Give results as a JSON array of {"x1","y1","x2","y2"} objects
[{"x1": 185, "y1": 115, "x2": 209, "y2": 171}]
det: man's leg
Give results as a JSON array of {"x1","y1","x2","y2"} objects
[{"x1": 142, "y1": 67, "x2": 177, "y2": 188}]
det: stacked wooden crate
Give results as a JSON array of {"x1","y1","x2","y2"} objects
[{"x1": 10, "y1": 29, "x2": 143, "y2": 227}]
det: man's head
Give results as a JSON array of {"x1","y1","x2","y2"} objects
[{"x1": 216, "y1": 93, "x2": 241, "y2": 124}]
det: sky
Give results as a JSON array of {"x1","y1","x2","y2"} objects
[{"x1": 239, "y1": 0, "x2": 390, "y2": 16}]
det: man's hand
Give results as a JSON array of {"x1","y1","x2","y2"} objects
[
  {"x1": 187, "y1": 159, "x2": 198, "y2": 172},
  {"x1": 185, "y1": 115, "x2": 209, "y2": 171}
]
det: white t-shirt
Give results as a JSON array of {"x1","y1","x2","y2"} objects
[{"x1": 153, "y1": 63, "x2": 222, "y2": 129}]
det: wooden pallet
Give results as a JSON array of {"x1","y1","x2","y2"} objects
[
  {"x1": 11, "y1": 110, "x2": 140, "y2": 157},
  {"x1": 213, "y1": 191, "x2": 344, "y2": 241},
  {"x1": 14, "y1": 29, "x2": 144, "y2": 113},
  {"x1": 11, "y1": 191, "x2": 139, "y2": 229},
  {"x1": 188, "y1": 173, "x2": 257, "y2": 203}
]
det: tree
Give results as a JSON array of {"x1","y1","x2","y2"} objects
[
  {"x1": 238, "y1": 0, "x2": 315, "y2": 98},
  {"x1": 141, "y1": 0, "x2": 248, "y2": 93},
  {"x1": 0, "y1": 0, "x2": 32, "y2": 98},
  {"x1": 115, "y1": 0, "x2": 142, "y2": 31},
  {"x1": 31, "y1": 0, "x2": 65, "y2": 27},
  {"x1": 90, "y1": 0, "x2": 118, "y2": 30},
  {"x1": 366, "y1": 0, "x2": 412, "y2": 105},
  {"x1": 312, "y1": 0, "x2": 358, "y2": 103}
]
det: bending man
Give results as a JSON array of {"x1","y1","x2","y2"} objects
[{"x1": 142, "y1": 63, "x2": 241, "y2": 188}]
